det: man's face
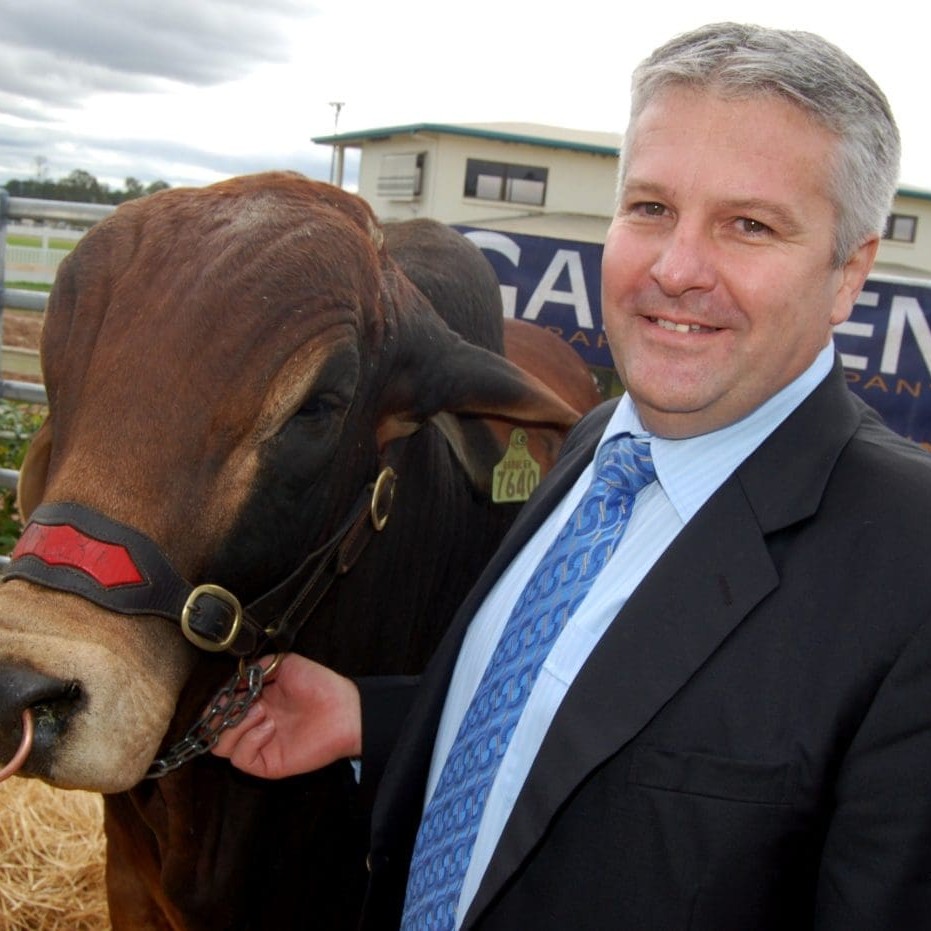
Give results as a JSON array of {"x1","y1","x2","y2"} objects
[{"x1": 602, "y1": 87, "x2": 877, "y2": 438}]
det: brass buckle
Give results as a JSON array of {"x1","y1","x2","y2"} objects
[
  {"x1": 181, "y1": 584, "x2": 243, "y2": 652},
  {"x1": 370, "y1": 467, "x2": 397, "y2": 531}
]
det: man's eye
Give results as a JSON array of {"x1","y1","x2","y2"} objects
[
  {"x1": 737, "y1": 217, "x2": 772, "y2": 235},
  {"x1": 637, "y1": 202, "x2": 667, "y2": 217}
]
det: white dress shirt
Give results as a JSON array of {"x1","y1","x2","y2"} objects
[{"x1": 422, "y1": 343, "x2": 837, "y2": 928}]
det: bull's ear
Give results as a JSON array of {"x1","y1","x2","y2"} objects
[
  {"x1": 17, "y1": 417, "x2": 53, "y2": 521},
  {"x1": 375, "y1": 274, "x2": 582, "y2": 493}
]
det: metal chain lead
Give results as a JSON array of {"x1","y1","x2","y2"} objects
[{"x1": 145, "y1": 662, "x2": 266, "y2": 779}]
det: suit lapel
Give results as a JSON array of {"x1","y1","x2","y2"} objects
[{"x1": 465, "y1": 360, "x2": 863, "y2": 926}]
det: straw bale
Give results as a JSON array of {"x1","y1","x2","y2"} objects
[{"x1": 0, "y1": 776, "x2": 109, "y2": 930}]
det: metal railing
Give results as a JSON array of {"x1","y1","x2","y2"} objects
[
  {"x1": 1, "y1": 191, "x2": 113, "y2": 393},
  {"x1": 1, "y1": 192, "x2": 114, "y2": 509},
  {"x1": 2, "y1": 191, "x2": 112, "y2": 312}
]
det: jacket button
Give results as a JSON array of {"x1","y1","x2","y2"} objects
[{"x1": 366, "y1": 851, "x2": 389, "y2": 872}]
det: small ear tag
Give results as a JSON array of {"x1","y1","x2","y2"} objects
[{"x1": 492, "y1": 428, "x2": 541, "y2": 504}]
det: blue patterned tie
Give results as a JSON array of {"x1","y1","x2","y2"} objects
[{"x1": 401, "y1": 434, "x2": 656, "y2": 930}]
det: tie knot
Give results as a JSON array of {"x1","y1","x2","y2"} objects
[{"x1": 593, "y1": 435, "x2": 655, "y2": 496}]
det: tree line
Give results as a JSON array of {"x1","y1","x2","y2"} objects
[{"x1": 2, "y1": 169, "x2": 170, "y2": 205}]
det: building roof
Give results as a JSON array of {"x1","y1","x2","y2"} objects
[
  {"x1": 313, "y1": 121, "x2": 622, "y2": 157},
  {"x1": 314, "y1": 121, "x2": 931, "y2": 202},
  {"x1": 897, "y1": 186, "x2": 931, "y2": 204}
]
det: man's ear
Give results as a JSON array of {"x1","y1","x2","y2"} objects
[{"x1": 831, "y1": 236, "x2": 879, "y2": 326}]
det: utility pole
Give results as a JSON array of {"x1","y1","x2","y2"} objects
[{"x1": 328, "y1": 102, "x2": 345, "y2": 187}]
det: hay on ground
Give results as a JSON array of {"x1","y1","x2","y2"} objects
[{"x1": 0, "y1": 776, "x2": 109, "y2": 930}]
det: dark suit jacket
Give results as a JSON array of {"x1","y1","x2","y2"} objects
[{"x1": 358, "y1": 359, "x2": 931, "y2": 930}]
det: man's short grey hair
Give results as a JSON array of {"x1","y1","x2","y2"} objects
[{"x1": 621, "y1": 23, "x2": 901, "y2": 267}]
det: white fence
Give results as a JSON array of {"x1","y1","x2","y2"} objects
[
  {"x1": 0, "y1": 188, "x2": 116, "y2": 326},
  {"x1": 4, "y1": 221, "x2": 84, "y2": 284},
  {"x1": 4, "y1": 244, "x2": 72, "y2": 285}
]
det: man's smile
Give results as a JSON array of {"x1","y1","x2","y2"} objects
[{"x1": 650, "y1": 316, "x2": 719, "y2": 334}]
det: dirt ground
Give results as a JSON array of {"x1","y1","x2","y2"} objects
[
  {"x1": 2, "y1": 310, "x2": 43, "y2": 383},
  {"x1": 3, "y1": 309, "x2": 42, "y2": 349},
  {"x1": 2, "y1": 310, "x2": 42, "y2": 350}
]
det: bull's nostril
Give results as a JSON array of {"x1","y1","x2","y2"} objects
[
  {"x1": 29, "y1": 681, "x2": 82, "y2": 730},
  {"x1": 0, "y1": 666, "x2": 84, "y2": 777},
  {"x1": 0, "y1": 664, "x2": 85, "y2": 759}
]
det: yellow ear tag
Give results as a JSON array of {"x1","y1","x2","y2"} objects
[{"x1": 492, "y1": 428, "x2": 541, "y2": 503}]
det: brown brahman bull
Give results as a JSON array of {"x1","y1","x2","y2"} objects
[{"x1": 0, "y1": 172, "x2": 600, "y2": 930}]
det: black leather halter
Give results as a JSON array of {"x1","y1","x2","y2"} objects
[{"x1": 1, "y1": 467, "x2": 398, "y2": 659}]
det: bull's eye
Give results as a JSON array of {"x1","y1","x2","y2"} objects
[
  {"x1": 298, "y1": 394, "x2": 337, "y2": 418},
  {"x1": 295, "y1": 393, "x2": 348, "y2": 429}
]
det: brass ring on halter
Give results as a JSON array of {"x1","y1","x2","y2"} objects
[
  {"x1": 370, "y1": 467, "x2": 397, "y2": 531},
  {"x1": 237, "y1": 652, "x2": 284, "y2": 684}
]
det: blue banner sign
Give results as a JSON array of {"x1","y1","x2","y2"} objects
[
  {"x1": 836, "y1": 276, "x2": 931, "y2": 450},
  {"x1": 457, "y1": 227, "x2": 613, "y2": 368},
  {"x1": 458, "y1": 227, "x2": 931, "y2": 450}
]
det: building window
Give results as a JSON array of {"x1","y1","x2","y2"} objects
[
  {"x1": 883, "y1": 213, "x2": 918, "y2": 243},
  {"x1": 377, "y1": 152, "x2": 425, "y2": 201},
  {"x1": 464, "y1": 159, "x2": 548, "y2": 207}
]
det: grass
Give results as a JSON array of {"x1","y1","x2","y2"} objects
[
  {"x1": 4, "y1": 281, "x2": 51, "y2": 293},
  {"x1": 6, "y1": 234, "x2": 76, "y2": 251}
]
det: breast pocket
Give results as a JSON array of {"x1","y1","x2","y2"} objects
[{"x1": 628, "y1": 746, "x2": 797, "y2": 805}]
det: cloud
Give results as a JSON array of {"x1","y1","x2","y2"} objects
[
  {"x1": 0, "y1": 48, "x2": 157, "y2": 112},
  {"x1": 0, "y1": 0, "x2": 332, "y2": 188},
  {"x1": 0, "y1": 0, "x2": 314, "y2": 96}
]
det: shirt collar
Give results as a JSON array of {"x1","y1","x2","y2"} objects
[{"x1": 599, "y1": 342, "x2": 836, "y2": 523}]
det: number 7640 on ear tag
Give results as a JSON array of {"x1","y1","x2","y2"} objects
[{"x1": 492, "y1": 428, "x2": 541, "y2": 504}]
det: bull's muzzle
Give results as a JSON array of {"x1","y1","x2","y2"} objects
[{"x1": 0, "y1": 663, "x2": 82, "y2": 777}]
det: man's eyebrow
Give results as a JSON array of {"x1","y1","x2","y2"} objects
[{"x1": 619, "y1": 179, "x2": 668, "y2": 200}]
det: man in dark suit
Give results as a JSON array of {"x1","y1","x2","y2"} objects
[{"x1": 214, "y1": 23, "x2": 931, "y2": 929}]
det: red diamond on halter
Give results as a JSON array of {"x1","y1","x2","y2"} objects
[{"x1": 12, "y1": 523, "x2": 145, "y2": 588}]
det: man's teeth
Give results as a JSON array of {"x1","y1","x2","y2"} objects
[{"x1": 654, "y1": 317, "x2": 709, "y2": 333}]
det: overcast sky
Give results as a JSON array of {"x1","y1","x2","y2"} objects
[{"x1": 1, "y1": 0, "x2": 928, "y2": 195}]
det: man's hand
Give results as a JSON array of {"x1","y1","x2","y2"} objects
[{"x1": 211, "y1": 653, "x2": 361, "y2": 779}]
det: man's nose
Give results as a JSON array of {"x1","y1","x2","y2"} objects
[{"x1": 650, "y1": 223, "x2": 716, "y2": 296}]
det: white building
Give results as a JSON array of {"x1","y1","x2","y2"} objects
[{"x1": 315, "y1": 121, "x2": 931, "y2": 280}]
